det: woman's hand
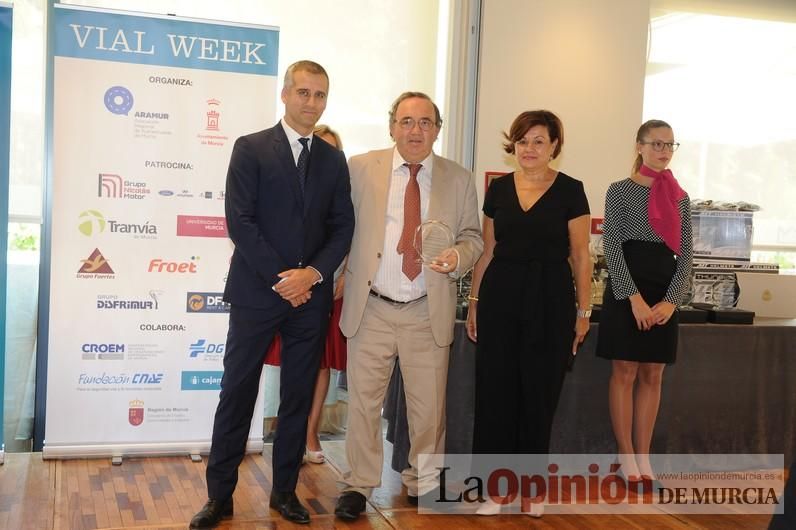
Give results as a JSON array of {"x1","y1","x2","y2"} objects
[
  {"x1": 571, "y1": 316, "x2": 590, "y2": 354},
  {"x1": 466, "y1": 302, "x2": 477, "y2": 342},
  {"x1": 333, "y1": 275, "x2": 345, "y2": 301},
  {"x1": 629, "y1": 294, "x2": 655, "y2": 331},
  {"x1": 651, "y1": 300, "x2": 676, "y2": 325}
]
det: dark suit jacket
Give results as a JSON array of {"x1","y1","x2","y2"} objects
[{"x1": 223, "y1": 122, "x2": 354, "y2": 310}]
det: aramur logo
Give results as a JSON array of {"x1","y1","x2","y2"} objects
[
  {"x1": 77, "y1": 249, "x2": 115, "y2": 278},
  {"x1": 128, "y1": 399, "x2": 144, "y2": 426},
  {"x1": 78, "y1": 210, "x2": 106, "y2": 236},
  {"x1": 104, "y1": 86, "x2": 134, "y2": 115}
]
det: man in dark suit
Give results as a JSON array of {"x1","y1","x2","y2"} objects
[{"x1": 190, "y1": 60, "x2": 354, "y2": 528}]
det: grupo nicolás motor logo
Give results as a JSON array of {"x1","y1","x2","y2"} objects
[
  {"x1": 186, "y1": 292, "x2": 230, "y2": 313},
  {"x1": 104, "y1": 86, "x2": 134, "y2": 115},
  {"x1": 77, "y1": 248, "x2": 115, "y2": 279},
  {"x1": 176, "y1": 215, "x2": 228, "y2": 238},
  {"x1": 181, "y1": 371, "x2": 223, "y2": 391},
  {"x1": 98, "y1": 173, "x2": 150, "y2": 199},
  {"x1": 148, "y1": 256, "x2": 199, "y2": 273},
  {"x1": 96, "y1": 291, "x2": 161, "y2": 311},
  {"x1": 128, "y1": 399, "x2": 144, "y2": 426},
  {"x1": 78, "y1": 209, "x2": 158, "y2": 239}
]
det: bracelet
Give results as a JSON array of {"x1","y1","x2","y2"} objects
[
  {"x1": 467, "y1": 295, "x2": 479, "y2": 302},
  {"x1": 576, "y1": 307, "x2": 592, "y2": 318}
]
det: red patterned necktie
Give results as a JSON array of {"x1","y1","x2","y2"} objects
[{"x1": 397, "y1": 163, "x2": 422, "y2": 280}]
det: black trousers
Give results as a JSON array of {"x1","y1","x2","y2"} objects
[{"x1": 205, "y1": 298, "x2": 329, "y2": 500}]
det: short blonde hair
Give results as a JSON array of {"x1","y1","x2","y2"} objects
[{"x1": 313, "y1": 124, "x2": 343, "y2": 150}]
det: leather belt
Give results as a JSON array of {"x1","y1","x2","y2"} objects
[{"x1": 369, "y1": 289, "x2": 426, "y2": 305}]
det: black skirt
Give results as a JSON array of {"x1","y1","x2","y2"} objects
[{"x1": 596, "y1": 240, "x2": 679, "y2": 364}]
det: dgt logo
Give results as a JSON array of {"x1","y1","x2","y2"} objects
[
  {"x1": 186, "y1": 292, "x2": 230, "y2": 313},
  {"x1": 189, "y1": 339, "x2": 225, "y2": 358},
  {"x1": 148, "y1": 257, "x2": 199, "y2": 273}
]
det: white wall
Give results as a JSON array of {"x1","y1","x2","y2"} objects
[{"x1": 474, "y1": 0, "x2": 651, "y2": 217}]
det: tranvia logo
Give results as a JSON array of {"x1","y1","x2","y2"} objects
[
  {"x1": 78, "y1": 210, "x2": 106, "y2": 236},
  {"x1": 77, "y1": 209, "x2": 158, "y2": 239},
  {"x1": 77, "y1": 248, "x2": 115, "y2": 278},
  {"x1": 104, "y1": 86, "x2": 134, "y2": 115}
]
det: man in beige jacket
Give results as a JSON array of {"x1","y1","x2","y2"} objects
[{"x1": 335, "y1": 91, "x2": 483, "y2": 520}]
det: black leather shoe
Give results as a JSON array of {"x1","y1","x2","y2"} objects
[
  {"x1": 189, "y1": 498, "x2": 233, "y2": 529},
  {"x1": 334, "y1": 491, "x2": 367, "y2": 520},
  {"x1": 269, "y1": 491, "x2": 310, "y2": 524}
]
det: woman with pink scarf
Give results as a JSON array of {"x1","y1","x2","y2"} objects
[{"x1": 596, "y1": 119, "x2": 693, "y2": 484}]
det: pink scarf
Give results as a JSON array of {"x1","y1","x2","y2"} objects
[{"x1": 639, "y1": 164, "x2": 687, "y2": 255}]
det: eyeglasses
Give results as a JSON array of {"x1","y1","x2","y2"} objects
[
  {"x1": 515, "y1": 137, "x2": 550, "y2": 150},
  {"x1": 395, "y1": 117, "x2": 436, "y2": 131},
  {"x1": 640, "y1": 140, "x2": 680, "y2": 152}
]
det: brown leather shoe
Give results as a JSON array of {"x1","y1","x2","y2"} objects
[
  {"x1": 334, "y1": 491, "x2": 367, "y2": 520},
  {"x1": 189, "y1": 498, "x2": 233, "y2": 529},
  {"x1": 269, "y1": 491, "x2": 310, "y2": 524}
]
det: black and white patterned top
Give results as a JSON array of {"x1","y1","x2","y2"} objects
[{"x1": 603, "y1": 178, "x2": 693, "y2": 305}]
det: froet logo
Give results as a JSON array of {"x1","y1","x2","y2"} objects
[
  {"x1": 186, "y1": 292, "x2": 230, "y2": 313},
  {"x1": 77, "y1": 249, "x2": 115, "y2": 279},
  {"x1": 128, "y1": 399, "x2": 144, "y2": 426},
  {"x1": 148, "y1": 256, "x2": 199, "y2": 273}
]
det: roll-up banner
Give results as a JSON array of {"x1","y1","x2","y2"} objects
[
  {"x1": 44, "y1": 4, "x2": 278, "y2": 458},
  {"x1": 0, "y1": 2, "x2": 12, "y2": 464}
]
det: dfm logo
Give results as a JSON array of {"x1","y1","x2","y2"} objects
[
  {"x1": 148, "y1": 256, "x2": 199, "y2": 273},
  {"x1": 189, "y1": 339, "x2": 224, "y2": 358}
]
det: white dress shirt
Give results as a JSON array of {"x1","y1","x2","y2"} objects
[{"x1": 371, "y1": 148, "x2": 433, "y2": 301}]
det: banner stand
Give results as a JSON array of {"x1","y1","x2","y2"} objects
[{"x1": 0, "y1": 2, "x2": 14, "y2": 465}]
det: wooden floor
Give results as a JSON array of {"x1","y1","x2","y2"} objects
[{"x1": 0, "y1": 440, "x2": 776, "y2": 529}]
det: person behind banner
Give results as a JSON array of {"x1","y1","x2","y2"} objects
[
  {"x1": 190, "y1": 60, "x2": 354, "y2": 529},
  {"x1": 465, "y1": 110, "x2": 592, "y2": 517},
  {"x1": 596, "y1": 119, "x2": 693, "y2": 484},
  {"x1": 334, "y1": 92, "x2": 483, "y2": 520},
  {"x1": 262, "y1": 124, "x2": 348, "y2": 465}
]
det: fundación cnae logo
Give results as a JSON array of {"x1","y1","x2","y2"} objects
[{"x1": 78, "y1": 209, "x2": 106, "y2": 236}]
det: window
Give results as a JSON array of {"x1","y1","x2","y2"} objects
[{"x1": 643, "y1": 8, "x2": 796, "y2": 269}]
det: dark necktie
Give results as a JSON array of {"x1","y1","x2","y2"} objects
[
  {"x1": 396, "y1": 163, "x2": 422, "y2": 281},
  {"x1": 296, "y1": 137, "x2": 310, "y2": 195}
]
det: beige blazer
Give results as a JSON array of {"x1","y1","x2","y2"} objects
[{"x1": 340, "y1": 148, "x2": 483, "y2": 347}]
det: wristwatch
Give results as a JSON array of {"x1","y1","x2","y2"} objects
[{"x1": 576, "y1": 308, "x2": 592, "y2": 318}]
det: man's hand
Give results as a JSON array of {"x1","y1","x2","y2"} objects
[
  {"x1": 273, "y1": 268, "x2": 320, "y2": 300},
  {"x1": 286, "y1": 291, "x2": 312, "y2": 308},
  {"x1": 333, "y1": 275, "x2": 345, "y2": 301},
  {"x1": 428, "y1": 248, "x2": 458, "y2": 274}
]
